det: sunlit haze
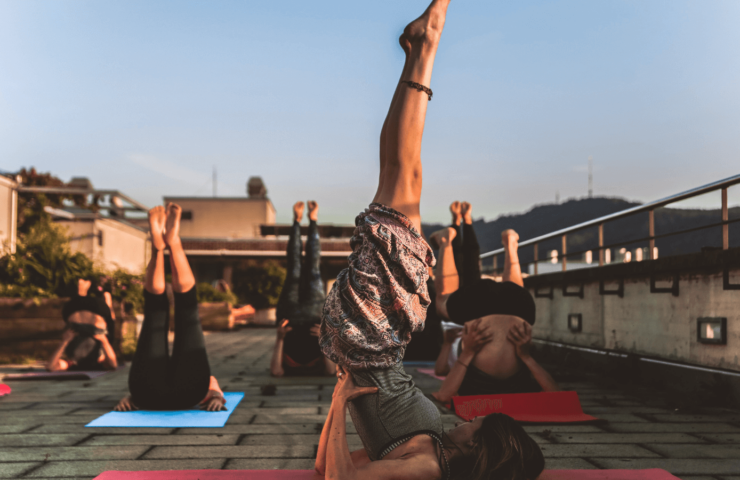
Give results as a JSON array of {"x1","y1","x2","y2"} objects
[{"x1": 2, "y1": 0, "x2": 739, "y2": 224}]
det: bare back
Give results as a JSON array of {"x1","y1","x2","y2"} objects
[
  {"x1": 67, "y1": 311, "x2": 108, "y2": 331},
  {"x1": 471, "y1": 314, "x2": 528, "y2": 379}
]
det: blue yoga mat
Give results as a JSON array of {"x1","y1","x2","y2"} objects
[{"x1": 86, "y1": 392, "x2": 245, "y2": 428}]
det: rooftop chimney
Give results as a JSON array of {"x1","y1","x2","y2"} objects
[
  {"x1": 247, "y1": 176, "x2": 267, "y2": 198},
  {"x1": 68, "y1": 177, "x2": 93, "y2": 190}
]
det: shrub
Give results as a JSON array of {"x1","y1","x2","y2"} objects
[
  {"x1": 232, "y1": 260, "x2": 286, "y2": 310},
  {"x1": 196, "y1": 282, "x2": 239, "y2": 305},
  {"x1": 0, "y1": 219, "x2": 94, "y2": 298},
  {"x1": 0, "y1": 219, "x2": 146, "y2": 313}
]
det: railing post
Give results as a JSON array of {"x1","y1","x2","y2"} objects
[
  {"x1": 493, "y1": 255, "x2": 498, "y2": 273},
  {"x1": 533, "y1": 243, "x2": 539, "y2": 275},
  {"x1": 598, "y1": 223, "x2": 604, "y2": 266},
  {"x1": 722, "y1": 188, "x2": 729, "y2": 250},
  {"x1": 562, "y1": 234, "x2": 567, "y2": 271},
  {"x1": 649, "y1": 209, "x2": 656, "y2": 260}
]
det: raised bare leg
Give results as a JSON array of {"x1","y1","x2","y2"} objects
[
  {"x1": 450, "y1": 201, "x2": 461, "y2": 226},
  {"x1": 461, "y1": 201, "x2": 472, "y2": 225},
  {"x1": 164, "y1": 203, "x2": 195, "y2": 293},
  {"x1": 372, "y1": 0, "x2": 451, "y2": 233},
  {"x1": 430, "y1": 226, "x2": 458, "y2": 319},
  {"x1": 146, "y1": 206, "x2": 167, "y2": 295},
  {"x1": 502, "y1": 229, "x2": 524, "y2": 287},
  {"x1": 459, "y1": 202, "x2": 481, "y2": 286}
]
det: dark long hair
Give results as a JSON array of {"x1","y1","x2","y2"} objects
[{"x1": 447, "y1": 413, "x2": 545, "y2": 480}]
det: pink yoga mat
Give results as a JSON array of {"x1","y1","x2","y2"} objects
[
  {"x1": 417, "y1": 367, "x2": 445, "y2": 381},
  {"x1": 95, "y1": 469, "x2": 679, "y2": 480},
  {"x1": 540, "y1": 470, "x2": 679, "y2": 480},
  {"x1": 3, "y1": 368, "x2": 119, "y2": 381},
  {"x1": 95, "y1": 471, "x2": 321, "y2": 480},
  {"x1": 0, "y1": 384, "x2": 10, "y2": 396},
  {"x1": 453, "y1": 391, "x2": 600, "y2": 424}
]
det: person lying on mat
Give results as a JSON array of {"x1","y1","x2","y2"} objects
[
  {"x1": 114, "y1": 204, "x2": 225, "y2": 412},
  {"x1": 270, "y1": 201, "x2": 336, "y2": 377},
  {"x1": 429, "y1": 200, "x2": 483, "y2": 374},
  {"x1": 316, "y1": 2, "x2": 545, "y2": 479},
  {"x1": 430, "y1": 227, "x2": 559, "y2": 404},
  {"x1": 47, "y1": 279, "x2": 118, "y2": 372},
  {"x1": 316, "y1": 369, "x2": 544, "y2": 480}
]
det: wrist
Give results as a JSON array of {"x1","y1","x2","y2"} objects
[{"x1": 459, "y1": 350, "x2": 475, "y2": 362}]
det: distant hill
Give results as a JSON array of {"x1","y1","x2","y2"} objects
[{"x1": 422, "y1": 197, "x2": 739, "y2": 267}]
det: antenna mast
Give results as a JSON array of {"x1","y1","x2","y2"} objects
[
  {"x1": 213, "y1": 166, "x2": 217, "y2": 197},
  {"x1": 588, "y1": 156, "x2": 593, "y2": 198}
]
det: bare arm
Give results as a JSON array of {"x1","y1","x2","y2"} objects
[
  {"x1": 270, "y1": 320, "x2": 291, "y2": 377},
  {"x1": 433, "y1": 349, "x2": 473, "y2": 404},
  {"x1": 434, "y1": 341, "x2": 453, "y2": 377},
  {"x1": 508, "y1": 323, "x2": 560, "y2": 392},
  {"x1": 433, "y1": 319, "x2": 492, "y2": 404},
  {"x1": 94, "y1": 334, "x2": 118, "y2": 370},
  {"x1": 47, "y1": 330, "x2": 75, "y2": 372},
  {"x1": 317, "y1": 402, "x2": 371, "y2": 475},
  {"x1": 434, "y1": 327, "x2": 461, "y2": 376},
  {"x1": 103, "y1": 292, "x2": 116, "y2": 320},
  {"x1": 326, "y1": 367, "x2": 437, "y2": 480}
]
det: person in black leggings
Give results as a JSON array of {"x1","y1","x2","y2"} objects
[
  {"x1": 450, "y1": 201, "x2": 481, "y2": 288},
  {"x1": 430, "y1": 225, "x2": 559, "y2": 403},
  {"x1": 270, "y1": 201, "x2": 336, "y2": 377},
  {"x1": 115, "y1": 203, "x2": 226, "y2": 412}
]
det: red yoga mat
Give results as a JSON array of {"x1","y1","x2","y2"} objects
[
  {"x1": 0, "y1": 384, "x2": 11, "y2": 396},
  {"x1": 453, "y1": 391, "x2": 600, "y2": 424},
  {"x1": 417, "y1": 367, "x2": 445, "y2": 381},
  {"x1": 94, "y1": 469, "x2": 678, "y2": 480}
]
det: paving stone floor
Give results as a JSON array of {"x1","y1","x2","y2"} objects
[{"x1": 1, "y1": 328, "x2": 739, "y2": 480}]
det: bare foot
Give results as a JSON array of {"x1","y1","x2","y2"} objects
[
  {"x1": 429, "y1": 226, "x2": 457, "y2": 250},
  {"x1": 399, "y1": 0, "x2": 450, "y2": 56},
  {"x1": 293, "y1": 202, "x2": 305, "y2": 223},
  {"x1": 501, "y1": 229, "x2": 519, "y2": 252},
  {"x1": 450, "y1": 201, "x2": 461, "y2": 226},
  {"x1": 307, "y1": 201, "x2": 319, "y2": 222},
  {"x1": 164, "y1": 203, "x2": 182, "y2": 248},
  {"x1": 77, "y1": 278, "x2": 92, "y2": 296},
  {"x1": 461, "y1": 202, "x2": 473, "y2": 225},
  {"x1": 149, "y1": 206, "x2": 167, "y2": 251}
]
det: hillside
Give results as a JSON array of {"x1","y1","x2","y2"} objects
[{"x1": 422, "y1": 197, "x2": 739, "y2": 266}]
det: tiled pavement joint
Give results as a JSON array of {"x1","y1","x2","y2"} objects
[
  {"x1": 71, "y1": 435, "x2": 95, "y2": 447},
  {"x1": 636, "y1": 443, "x2": 668, "y2": 458},
  {"x1": 2, "y1": 328, "x2": 738, "y2": 479},
  {"x1": 136, "y1": 446, "x2": 157, "y2": 460}
]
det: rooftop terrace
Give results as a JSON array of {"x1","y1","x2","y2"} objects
[{"x1": 1, "y1": 329, "x2": 739, "y2": 480}]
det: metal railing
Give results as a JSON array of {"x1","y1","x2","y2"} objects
[{"x1": 480, "y1": 173, "x2": 740, "y2": 274}]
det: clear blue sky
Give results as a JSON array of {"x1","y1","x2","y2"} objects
[{"x1": 2, "y1": 0, "x2": 739, "y2": 224}]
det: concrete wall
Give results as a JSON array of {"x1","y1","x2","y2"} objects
[
  {"x1": 163, "y1": 197, "x2": 276, "y2": 239},
  {"x1": 59, "y1": 218, "x2": 149, "y2": 273},
  {"x1": 0, "y1": 175, "x2": 17, "y2": 254},
  {"x1": 529, "y1": 256, "x2": 740, "y2": 373}
]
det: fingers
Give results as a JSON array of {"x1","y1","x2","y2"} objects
[{"x1": 281, "y1": 319, "x2": 289, "y2": 328}]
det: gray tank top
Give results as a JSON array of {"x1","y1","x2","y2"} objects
[{"x1": 347, "y1": 363, "x2": 445, "y2": 461}]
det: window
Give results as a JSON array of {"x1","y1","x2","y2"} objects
[{"x1": 181, "y1": 211, "x2": 193, "y2": 220}]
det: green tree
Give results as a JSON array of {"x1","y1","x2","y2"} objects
[
  {"x1": 16, "y1": 167, "x2": 97, "y2": 234},
  {"x1": 0, "y1": 219, "x2": 93, "y2": 298},
  {"x1": 232, "y1": 260, "x2": 286, "y2": 310}
]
